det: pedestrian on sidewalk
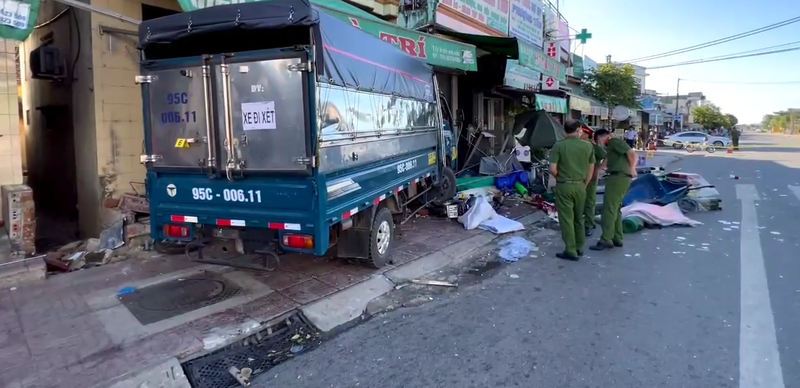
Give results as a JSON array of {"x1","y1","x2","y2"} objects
[
  {"x1": 624, "y1": 126, "x2": 637, "y2": 148},
  {"x1": 590, "y1": 130, "x2": 637, "y2": 251},
  {"x1": 581, "y1": 127, "x2": 608, "y2": 237},
  {"x1": 549, "y1": 120, "x2": 596, "y2": 261},
  {"x1": 731, "y1": 126, "x2": 741, "y2": 150}
]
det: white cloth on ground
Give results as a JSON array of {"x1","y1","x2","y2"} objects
[
  {"x1": 621, "y1": 202, "x2": 702, "y2": 227},
  {"x1": 457, "y1": 196, "x2": 525, "y2": 234}
]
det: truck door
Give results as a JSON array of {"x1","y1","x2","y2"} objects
[
  {"x1": 144, "y1": 64, "x2": 212, "y2": 169},
  {"x1": 216, "y1": 54, "x2": 313, "y2": 174}
]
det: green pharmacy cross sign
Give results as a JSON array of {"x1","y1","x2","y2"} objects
[{"x1": 575, "y1": 29, "x2": 592, "y2": 44}]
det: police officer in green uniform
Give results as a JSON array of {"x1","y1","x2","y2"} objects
[
  {"x1": 590, "y1": 130, "x2": 637, "y2": 251},
  {"x1": 580, "y1": 127, "x2": 607, "y2": 236},
  {"x1": 549, "y1": 120, "x2": 595, "y2": 261}
]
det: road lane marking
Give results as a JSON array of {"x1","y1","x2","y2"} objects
[
  {"x1": 789, "y1": 186, "x2": 800, "y2": 202},
  {"x1": 737, "y1": 184, "x2": 785, "y2": 388}
]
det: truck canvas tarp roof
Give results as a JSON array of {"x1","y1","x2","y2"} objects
[{"x1": 137, "y1": 0, "x2": 435, "y2": 102}]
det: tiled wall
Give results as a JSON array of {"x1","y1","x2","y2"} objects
[
  {"x1": 0, "y1": 39, "x2": 23, "y2": 197},
  {"x1": 91, "y1": 0, "x2": 181, "y2": 198}
]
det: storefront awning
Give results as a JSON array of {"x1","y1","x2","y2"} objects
[
  {"x1": 445, "y1": 31, "x2": 522, "y2": 58},
  {"x1": 536, "y1": 94, "x2": 568, "y2": 114},
  {"x1": 568, "y1": 88, "x2": 603, "y2": 114},
  {"x1": 444, "y1": 32, "x2": 566, "y2": 83},
  {"x1": 177, "y1": 0, "x2": 479, "y2": 72}
]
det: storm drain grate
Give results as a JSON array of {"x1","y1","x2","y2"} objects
[
  {"x1": 120, "y1": 270, "x2": 243, "y2": 325},
  {"x1": 182, "y1": 312, "x2": 320, "y2": 388}
]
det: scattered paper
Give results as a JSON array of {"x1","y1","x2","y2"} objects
[{"x1": 770, "y1": 231, "x2": 781, "y2": 235}]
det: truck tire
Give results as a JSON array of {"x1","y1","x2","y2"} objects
[
  {"x1": 432, "y1": 167, "x2": 457, "y2": 205},
  {"x1": 366, "y1": 206, "x2": 395, "y2": 268}
]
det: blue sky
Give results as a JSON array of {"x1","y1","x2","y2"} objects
[{"x1": 561, "y1": 0, "x2": 800, "y2": 124}]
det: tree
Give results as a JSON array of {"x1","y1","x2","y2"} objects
[
  {"x1": 691, "y1": 104, "x2": 726, "y2": 130},
  {"x1": 724, "y1": 113, "x2": 738, "y2": 129},
  {"x1": 582, "y1": 64, "x2": 641, "y2": 127},
  {"x1": 764, "y1": 109, "x2": 799, "y2": 134}
]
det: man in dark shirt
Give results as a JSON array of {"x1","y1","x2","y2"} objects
[
  {"x1": 549, "y1": 120, "x2": 595, "y2": 261},
  {"x1": 590, "y1": 131, "x2": 637, "y2": 251}
]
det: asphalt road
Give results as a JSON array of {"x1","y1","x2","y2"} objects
[{"x1": 254, "y1": 132, "x2": 800, "y2": 388}]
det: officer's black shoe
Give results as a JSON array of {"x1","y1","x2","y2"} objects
[
  {"x1": 585, "y1": 228, "x2": 593, "y2": 237},
  {"x1": 577, "y1": 250, "x2": 584, "y2": 257},
  {"x1": 556, "y1": 251, "x2": 580, "y2": 261},
  {"x1": 612, "y1": 240, "x2": 624, "y2": 247},
  {"x1": 589, "y1": 241, "x2": 614, "y2": 251}
]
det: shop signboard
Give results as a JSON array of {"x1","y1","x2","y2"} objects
[
  {"x1": 571, "y1": 54, "x2": 585, "y2": 79},
  {"x1": 569, "y1": 96, "x2": 591, "y2": 113},
  {"x1": 583, "y1": 55, "x2": 599, "y2": 72},
  {"x1": 639, "y1": 97, "x2": 656, "y2": 111},
  {"x1": 544, "y1": 6, "x2": 558, "y2": 40},
  {"x1": 175, "y1": 0, "x2": 478, "y2": 71},
  {"x1": 508, "y1": 0, "x2": 545, "y2": 49},
  {"x1": 332, "y1": 13, "x2": 478, "y2": 71},
  {"x1": 519, "y1": 42, "x2": 566, "y2": 84},
  {"x1": 542, "y1": 75, "x2": 559, "y2": 91},
  {"x1": 590, "y1": 106, "x2": 607, "y2": 118},
  {"x1": 504, "y1": 59, "x2": 541, "y2": 91},
  {"x1": 439, "y1": 0, "x2": 510, "y2": 35},
  {"x1": 558, "y1": 19, "x2": 570, "y2": 61},
  {"x1": 536, "y1": 94, "x2": 568, "y2": 114}
]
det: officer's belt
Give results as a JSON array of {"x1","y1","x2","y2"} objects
[
  {"x1": 606, "y1": 172, "x2": 632, "y2": 177},
  {"x1": 556, "y1": 179, "x2": 584, "y2": 184}
]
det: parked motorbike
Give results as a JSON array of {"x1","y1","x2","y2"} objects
[{"x1": 685, "y1": 138, "x2": 716, "y2": 154}]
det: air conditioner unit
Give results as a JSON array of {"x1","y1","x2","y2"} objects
[{"x1": 29, "y1": 45, "x2": 66, "y2": 80}]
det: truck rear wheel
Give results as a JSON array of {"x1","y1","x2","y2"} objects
[
  {"x1": 366, "y1": 206, "x2": 394, "y2": 268},
  {"x1": 432, "y1": 167, "x2": 457, "y2": 205}
]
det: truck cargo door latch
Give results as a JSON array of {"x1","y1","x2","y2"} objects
[
  {"x1": 294, "y1": 156, "x2": 316, "y2": 167},
  {"x1": 139, "y1": 154, "x2": 163, "y2": 163},
  {"x1": 134, "y1": 75, "x2": 155, "y2": 84},
  {"x1": 287, "y1": 62, "x2": 312, "y2": 73}
]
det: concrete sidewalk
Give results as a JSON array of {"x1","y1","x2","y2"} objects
[{"x1": 0, "y1": 204, "x2": 540, "y2": 388}]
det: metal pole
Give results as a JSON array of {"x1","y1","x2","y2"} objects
[
  {"x1": 53, "y1": 0, "x2": 141, "y2": 25},
  {"x1": 674, "y1": 78, "x2": 680, "y2": 131}
]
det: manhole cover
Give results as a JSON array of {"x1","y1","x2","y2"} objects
[{"x1": 120, "y1": 270, "x2": 243, "y2": 325}]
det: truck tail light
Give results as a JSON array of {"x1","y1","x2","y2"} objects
[
  {"x1": 282, "y1": 234, "x2": 314, "y2": 250},
  {"x1": 163, "y1": 224, "x2": 190, "y2": 238}
]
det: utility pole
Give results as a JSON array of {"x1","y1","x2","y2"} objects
[{"x1": 674, "y1": 78, "x2": 681, "y2": 131}]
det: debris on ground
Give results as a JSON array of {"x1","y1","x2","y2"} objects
[
  {"x1": 498, "y1": 236, "x2": 538, "y2": 263},
  {"x1": 45, "y1": 193, "x2": 153, "y2": 274},
  {"x1": 410, "y1": 279, "x2": 458, "y2": 288}
]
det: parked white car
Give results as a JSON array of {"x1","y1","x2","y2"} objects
[{"x1": 662, "y1": 131, "x2": 732, "y2": 149}]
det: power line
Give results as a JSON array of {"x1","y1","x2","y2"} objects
[
  {"x1": 618, "y1": 15, "x2": 800, "y2": 63},
  {"x1": 648, "y1": 46, "x2": 800, "y2": 70},
  {"x1": 681, "y1": 40, "x2": 800, "y2": 62},
  {"x1": 680, "y1": 79, "x2": 800, "y2": 85}
]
